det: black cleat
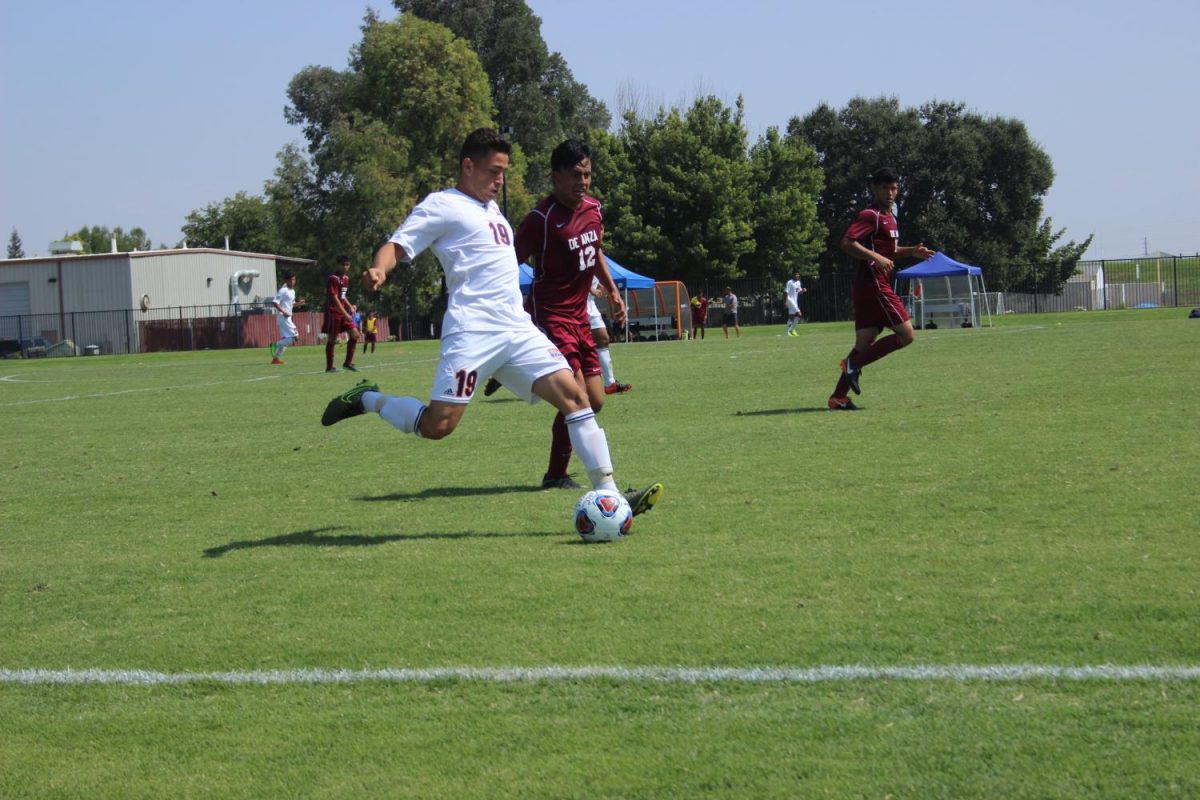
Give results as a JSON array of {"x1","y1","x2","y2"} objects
[
  {"x1": 841, "y1": 357, "x2": 861, "y2": 395},
  {"x1": 624, "y1": 482, "x2": 664, "y2": 516},
  {"x1": 322, "y1": 380, "x2": 379, "y2": 426},
  {"x1": 483, "y1": 377, "x2": 502, "y2": 397},
  {"x1": 541, "y1": 474, "x2": 584, "y2": 490},
  {"x1": 342, "y1": 363, "x2": 359, "y2": 372},
  {"x1": 827, "y1": 396, "x2": 861, "y2": 411}
]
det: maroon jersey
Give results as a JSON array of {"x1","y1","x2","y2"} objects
[
  {"x1": 844, "y1": 206, "x2": 900, "y2": 284},
  {"x1": 516, "y1": 195, "x2": 604, "y2": 326},
  {"x1": 325, "y1": 273, "x2": 350, "y2": 313}
]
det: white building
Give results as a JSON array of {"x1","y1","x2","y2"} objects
[{"x1": 1, "y1": 248, "x2": 313, "y2": 354}]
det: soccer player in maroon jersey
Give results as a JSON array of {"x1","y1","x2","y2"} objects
[
  {"x1": 323, "y1": 255, "x2": 360, "y2": 373},
  {"x1": 828, "y1": 168, "x2": 933, "y2": 410},
  {"x1": 515, "y1": 139, "x2": 629, "y2": 490}
]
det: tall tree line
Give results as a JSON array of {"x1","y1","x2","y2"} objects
[{"x1": 182, "y1": 3, "x2": 1089, "y2": 318}]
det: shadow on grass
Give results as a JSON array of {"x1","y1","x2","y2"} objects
[
  {"x1": 359, "y1": 484, "x2": 536, "y2": 502},
  {"x1": 203, "y1": 525, "x2": 561, "y2": 557},
  {"x1": 733, "y1": 407, "x2": 848, "y2": 416}
]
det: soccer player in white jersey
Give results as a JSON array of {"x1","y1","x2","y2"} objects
[
  {"x1": 321, "y1": 129, "x2": 662, "y2": 516},
  {"x1": 588, "y1": 276, "x2": 631, "y2": 394},
  {"x1": 785, "y1": 271, "x2": 806, "y2": 337},
  {"x1": 271, "y1": 272, "x2": 299, "y2": 364}
]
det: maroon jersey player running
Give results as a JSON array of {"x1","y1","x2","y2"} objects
[
  {"x1": 515, "y1": 139, "x2": 636, "y2": 492},
  {"x1": 323, "y1": 255, "x2": 360, "y2": 373},
  {"x1": 828, "y1": 168, "x2": 933, "y2": 410}
]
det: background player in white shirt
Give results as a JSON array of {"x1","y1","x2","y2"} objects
[
  {"x1": 785, "y1": 271, "x2": 806, "y2": 337},
  {"x1": 589, "y1": 274, "x2": 631, "y2": 394},
  {"x1": 320, "y1": 129, "x2": 662, "y2": 515},
  {"x1": 271, "y1": 272, "x2": 299, "y2": 364}
]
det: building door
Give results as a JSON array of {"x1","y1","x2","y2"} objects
[{"x1": 0, "y1": 282, "x2": 31, "y2": 339}]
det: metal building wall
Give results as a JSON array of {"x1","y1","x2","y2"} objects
[{"x1": 129, "y1": 250, "x2": 279, "y2": 310}]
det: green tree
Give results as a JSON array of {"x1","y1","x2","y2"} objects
[
  {"x1": 270, "y1": 11, "x2": 525, "y2": 319},
  {"x1": 602, "y1": 96, "x2": 756, "y2": 288},
  {"x1": 65, "y1": 225, "x2": 153, "y2": 254},
  {"x1": 395, "y1": 0, "x2": 609, "y2": 192},
  {"x1": 181, "y1": 191, "x2": 280, "y2": 254},
  {"x1": 791, "y1": 97, "x2": 1091, "y2": 289},
  {"x1": 744, "y1": 127, "x2": 825, "y2": 280},
  {"x1": 7, "y1": 228, "x2": 24, "y2": 259}
]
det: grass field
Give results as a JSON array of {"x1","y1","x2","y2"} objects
[{"x1": 2, "y1": 309, "x2": 1198, "y2": 798}]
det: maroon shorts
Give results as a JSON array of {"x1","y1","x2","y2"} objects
[
  {"x1": 539, "y1": 317, "x2": 600, "y2": 378},
  {"x1": 852, "y1": 279, "x2": 910, "y2": 330},
  {"x1": 323, "y1": 313, "x2": 355, "y2": 337}
]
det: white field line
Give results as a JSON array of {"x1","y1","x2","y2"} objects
[
  {"x1": 0, "y1": 359, "x2": 437, "y2": 408},
  {"x1": 3, "y1": 664, "x2": 1199, "y2": 686}
]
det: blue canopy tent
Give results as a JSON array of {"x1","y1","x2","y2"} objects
[
  {"x1": 519, "y1": 257, "x2": 659, "y2": 340},
  {"x1": 896, "y1": 252, "x2": 992, "y2": 329}
]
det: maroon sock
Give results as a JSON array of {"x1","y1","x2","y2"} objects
[
  {"x1": 831, "y1": 373, "x2": 851, "y2": 398},
  {"x1": 325, "y1": 340, "x2": 335, "y2": 370},
  {"x1": 344, "y1": 339, "x2": 357, "y2": 366},
  {"x1": 857, "y1": 334, "x2": 904, "y2": 368},
  {"x1": 545, "y1": 412, "x2": 573, "y2": 479}
]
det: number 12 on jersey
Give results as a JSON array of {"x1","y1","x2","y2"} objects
[{"x1": 578, "y1": 245, "x2": 596, "y2": 271}]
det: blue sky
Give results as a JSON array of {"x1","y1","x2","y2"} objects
[{"x1": 2, "y1": 0, "x2": 1195, "y2": 260}]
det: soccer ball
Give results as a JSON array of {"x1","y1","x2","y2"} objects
[{"x1": 573, "y1": 490, "x2": 632, "y2": 543}]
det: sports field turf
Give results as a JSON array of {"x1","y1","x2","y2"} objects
[{"x1": 2, "y1": 309, "x2": 1197, "y2": 798}]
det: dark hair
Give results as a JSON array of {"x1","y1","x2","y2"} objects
[
  {"x1": 282, "y1": 271, "x2": 296, "y2": 280},
  {"x1": 871, "y1": 167, "x2": 899, "y2": 185},
  {"x1": 459, "y1": 128, "x2": 512, "y2": 163},
  {"x1": 550, "y1": 139, "x2": 592, "y2": 172},
  {"x1": 336, "y1": 255, "x2": 350, "y2": 266}
]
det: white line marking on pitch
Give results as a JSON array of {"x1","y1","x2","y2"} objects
[{"x1": 3, "y1": 664, "x2": 1198, "y2": 686}]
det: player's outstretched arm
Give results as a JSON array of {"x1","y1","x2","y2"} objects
[
  {"x1": 363, "y1": 242, "x2": 408, "y2": 291},
  {"x1": 901, "y1": 243, "x2": 935, "y2": 260}
]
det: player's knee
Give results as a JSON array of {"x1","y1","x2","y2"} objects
[
  {"x1": 897, "y1": 329, "x2": 915, "y2": 347},
  {"x1": 420, "y1": 418, "x2": 456, "y2": 440}
]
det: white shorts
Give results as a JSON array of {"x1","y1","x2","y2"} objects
[
  {"x1": 786, "y1": 297, "x2": 800, "y2": 315},
  {"x1": 277, "y1": 314, "x2": 298, "y2": 340},
  {"x1": 587, "y1": 295, "x2": 604, "y2": 330},
  {"x1": 432, "y1": 326, "x2": 569, "y2": 405}
]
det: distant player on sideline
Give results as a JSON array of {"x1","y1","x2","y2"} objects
[
  {"x1": 721, "y1": 287, "x2": 741, "y2": 339},
  {"x1": 785, "y1": 271, "x2": 806, "y2": 336},
  {"x1": 363, "y1": 310, "x2": 379, "y2": 354},
  {"x1": 517, "y1": 139, "x2": 634, "y2": 490},
  {"x1": 324, "y1": 255, "x2": 359, "y2": 373},
  {"x1": 828, "y1": 167, "x2": 933, "y2": 410},
  {"x1": 589, "y1": 277, "x2": 631, "y2": 394},
  {"x1": 271, "y1": 272, "x2": 298, "y2": 364},
  {"x1": 321, "y1": 129, "x2": 662, "y2": 515}
]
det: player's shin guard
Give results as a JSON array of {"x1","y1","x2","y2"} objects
[
  {"x1": 378, "y1": 395, "x2": 428, "y2": 437},
  {"x1": 565, "y1": 409, "x2": 616, "y2": 491}
]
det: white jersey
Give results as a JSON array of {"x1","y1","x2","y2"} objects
[
  {"x1": 785, "y1": 278, "x2": 803, "y2": 304},
  {"x1": 390, "y1": 188, "x2": 528, "y2": 336},
  {"x1": 273, "y1": 284, "x2": 296, "y2": 316}
]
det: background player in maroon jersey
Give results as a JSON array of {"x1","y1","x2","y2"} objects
[
  {"x1": 828, "y1": 168, "x2": 933, "y2": 410},
  {"x1": 324, "y1": 255, "x2": 360, "y2": 373},
  {"x1": 516, "y1": 139, "x2": 628, "y2": 490}
]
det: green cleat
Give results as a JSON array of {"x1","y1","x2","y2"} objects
[
  {"x1": 322, "y1": 380, "x2": 379, "y2": 427},
  {"x1": 624, "y1": 482, "x2": 664, "y2": 516}
]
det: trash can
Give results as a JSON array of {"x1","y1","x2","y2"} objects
[{"x1": 84, "y1": 345, "x2": 100, "y2": 356}]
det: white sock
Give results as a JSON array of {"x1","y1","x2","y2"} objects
[
  {"x1": 376, "y1": 394, "x2": 427, "y2": 437},
  {"x1": 274, "y1": 339, "x2": 290, "y2": 359},
  {"x1": 565, "y1": 409, "x2": 617, "y2": 491},
  {"x1": 598, "y1": 346, "x2": 615, "y2": 386}
]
